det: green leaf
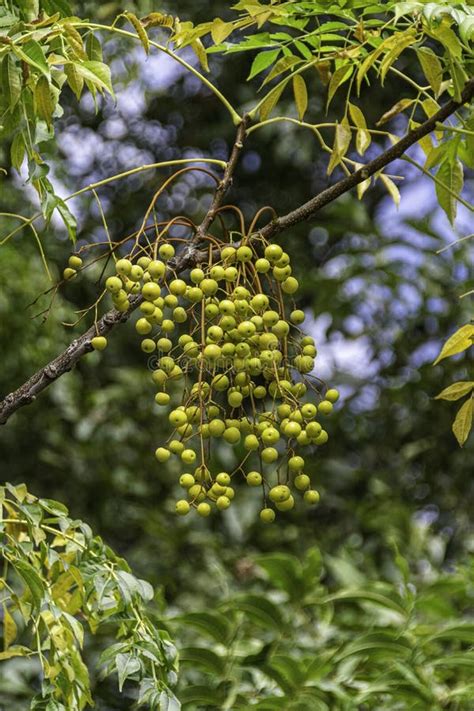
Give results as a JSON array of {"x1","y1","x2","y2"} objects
[
  {"x1": 327, "y1": 118, "x2": 351, "y2": 176},
  {"x1": 435, "y1": 381, "x2": 474, "y2": 401},
  {"x1": 116, "y1": 652, "x2": 141, "y2": 692},
  {"x1": 435, "y1": 157, "x2": 463, "y2": 225},
  {"x1": 74, "y1": 60, "x2": 114, "y2": 96},
  {"x1": 14, "y1": 40, "x2": 50, "y2": 77},
  {"x1": 259, "y1": 80, "x2": 287, "y2": 121},
  {"x1": 64, "y1": 62, "x2": 84, "y2": 100},
  {"x1": 417, "y1": 48, "x2": 443, "y2": 96},
  {"x1": 349, "y1": 102, "x2": 371, "y2": 156},
  {"x1": 34, "y1": 76, "x2": 55, "y2": 126},
  {"x1": 15, "y1": 560, "x2": 45, "y2": 610},
  {"x1": 39, "y1": 498, "x2": 69, "y2": 516},
  {"x1": 255, "y1": 553, "x2": 304, "y2": 599},
  {"x1": 3, "y1": 605, "x2": 17, "y2": 649},
  {"x1": 0, "y1": 645, "x2": 31, "y2": 660},
  {"x1": 376, "y1": 98, "x2": 415, "y2": 126},
  {"x1": 433, "y1": 324, "x2": 474, "y2": 365},
  {"x1": 231, "y1": 594, "x2": 284, "y2": 631},
  {"x1": 2, "y1": 55, "x2": 22, "y2": 108},
  {"x1": 327, "y1": 63, "x2": 353, "y2": 107},
  {"x1": 191, "y1": 39, "x2": 209, "y2": 72},
  {"x1": 173, "y1": 611, "x2": 232, "y2": 645},
  {"x1": 210, "y1": 18, "x2": 233, "y2": 44},
  {"x1": 321, "y1": 589, "x2": 407, "y2": 617},
  {"x1": 452, "y1": 397, "x2": 473, "y2": 447},
  {"x1": 292, "y1": 74, "x2": 308, "y2": 121},
  {"x1": 378, "y1": 174, "x2": 400, "y2": 207},
  {"x1": 10, "y1": 132, "x2": 26, "y2": 171},
  {"x1": 180, "y1": 646, "x2": 225, "y2": 675},
  {"x1": 248, "y1": 49, "x2": 280, "y2": 80}
]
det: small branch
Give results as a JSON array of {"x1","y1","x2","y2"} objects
[
  {"x1": 259, "y1": 79, "x2": 474, "y2": 240},
  {"x1": 193, "y1": 115, "x2": 250, "y2": 243},
  {"x1": 0, "y1": 120, "x2": 250, "y2": 425}
]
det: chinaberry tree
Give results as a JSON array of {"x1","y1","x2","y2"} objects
[{"x1": 0, "y1": 0, "x2": 473, "y2": 708}]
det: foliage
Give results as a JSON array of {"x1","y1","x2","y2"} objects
[
  {"x1": 0, "y1": 483, "x2": 178, "y2": 710},
  {"x1": 171, "y1": 546, "x2": 474, "y2": 709}
]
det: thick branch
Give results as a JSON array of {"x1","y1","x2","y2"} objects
[
  {"x1": 260, "y1": 78, "x2": 474, "y2": 239},
  {"x1": 0, "y1": 119, "x2": 250, "y2": 425}
]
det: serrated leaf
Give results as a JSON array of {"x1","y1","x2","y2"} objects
[
  {"x1": 262, "y1": 55, "x2": 302, "y2": 87},
  {"x1": 433, "y1": 324, "x2": 474, "y2": 365},
  {"x1": 435, "y1": 157, "x2": 463, "y2": 225},
  {"x1": 327, "y1": 63, "x2": 353, "y2": 107},
  {"x1": 292, "y1": 74, "x2": 308, "y2": 120},
  {"x1": 452, "y1": 397, "x2": 473, "y2": 447},
  {"x1": 125, "y1": 12, "x2": 150, "y2": 55},
  {"x1": 248, "y1": 49, "x2": 280, "y2": 80},
  {"x1": 15, "y1": 560, "x2": 45, "y2": 610},
  {"x1": 14, "y1": 40, "x2": 49, "y2": 77},
  {"x1": 349, "y1": 102, "x2": 371, "y2": 155},
  {"x1": 10, "y1": 132, "x2": 26, "y2": 171},
  {"x1": 74, "y1": 60, "x2": 114, "y2": 96},
  {"x1": 34, "y1": 75, "x2": 54, "y2": 125},
  {"x1": 417, "y1": 48, "x2": 443, "y2": 96},
  {"x1": 260, "y1": 80, "x2": 287, "y2": 121},
  {"x1": 436, "y1": 381, "x2": 474, "y2": 401},
  {"x1": 3, "y1": 605, "x2": 17, "y2": 649},
  {"x1": 379, "y1": 174, "x2": 400, "y2": 207},
  {"x1": 116, "y1": 653, "x2": 141, "y2": 692},
  {"x1": 376, "y1": 98, "x2": 415, "y2": 126},
  {"x1": 86, "y1": 33, "x2": 103, "y2": 62},
  {"x1": 2, "y1": 55, "x2": 22, "y2": 108},
  {"x1": 322, "y1": 589, "x2": 407, "y2": 617},
  {"x1": 64, "y1": 62, "x2": 84, "y2": 99}
]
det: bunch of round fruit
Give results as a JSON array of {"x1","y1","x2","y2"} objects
[{"x1": 91, "y1": 236, "x2": 339, "y2": 521}]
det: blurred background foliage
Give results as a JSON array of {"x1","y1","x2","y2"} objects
[{"x1": 0, "y1": 0, "x2": 473, "y2": 708}]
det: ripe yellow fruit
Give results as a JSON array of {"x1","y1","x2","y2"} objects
[
  {"x1": 294, "y1": 474, "x2": 310, "y2": 490},
  {"x1": 197, "y1": 502, "x2": 211, "y2": 517},
  {"x1": 68, "y1": 255, "x2": 83, "y2": 269},
  {"x1": 246, "y1": 471, "x2": 262, "y2": 487},
  {"x1": 276, "y1": 495, "x2": 295, "y2": 511},
  {"x1": 269, "y1": 485, "x2": 291, "y2": 503},
  {"x1": 304, "y1": 489, "x2": 320, "y2": 505},
  {"x1": 155, "y1": 447, "x2": 170, "y2": 462},
  {"x1": 260, "y1": 508, "x2": 275, "y2": 523},
  {"x1": 91, "y1": 336, "x2": 107, "y2": 351},
  {"x1": 176, "y1": 500, "x2": 190, "y2": 516}
]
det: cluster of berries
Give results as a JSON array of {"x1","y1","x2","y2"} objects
[{"x1": 70, "y1": 236, "x2": 339, "y2": 522}]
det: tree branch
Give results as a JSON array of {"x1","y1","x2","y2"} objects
[
  {"x1": 260, "y1": 79, "x2": 474, "y2": 239},
  {"x1": 2, "y1": 76, "x2": 473, "y2": 424},
  {"x1": 0, "y1": 118, "x2": 250, "y2": 425}
]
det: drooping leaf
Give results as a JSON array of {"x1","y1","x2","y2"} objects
[
  {"x1": 417, "y1": 47, "x2": 443, "y2": 96},
  {"x1": 292, "y1": 74, "x2": 308, "y2": 121},
  {"x1": 349, "y1": 102, "x2": 371, "y2": 155},
  {"x1": 452, "y1": 397, "x2": 473, "y2": 447},
  {"x1": 378, "y1": 174, "x2": 400, "y2": 207},
  {"x1": 125, "y1": 11, "x2": 150, "y2": 54},
  {"x1": 435, "y1": 157, "x2": 463, "y2": 225}
]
